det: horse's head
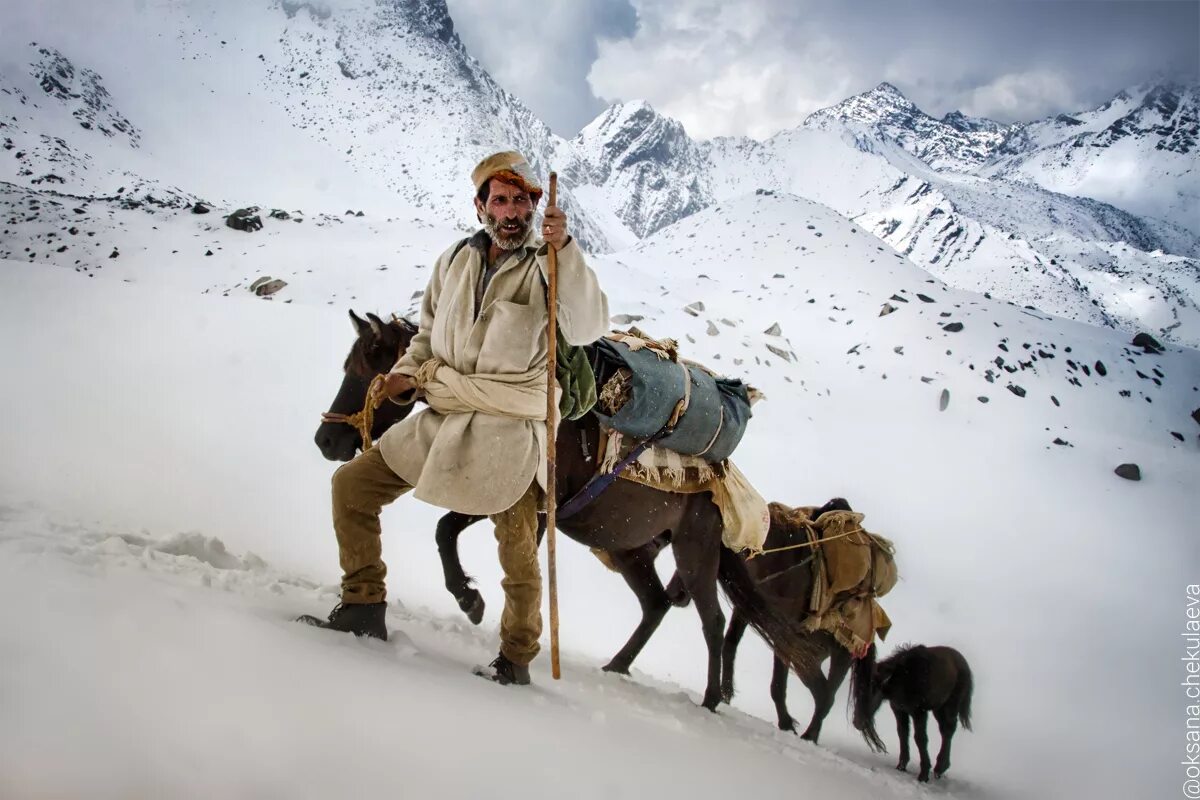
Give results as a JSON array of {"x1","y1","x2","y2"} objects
[{"x1": 314, "y1": 310, "x2": 419, "y2": 462}]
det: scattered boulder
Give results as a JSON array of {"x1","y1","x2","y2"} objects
[
  {"x1": 269, "y1": 209, "x2": 291, "y2": 220},
  {"x1": 204, "y1": 249, "x2": 213, "y2": 256},
  {"x1": 977, "y1": 396, "x2": 989, "y2": 403},
  {"x1": 1131, "y1": 332, "x2": 1164, "y2": 354},
  {"x1": 610, "y1": 313, "x2": 644, "y2": 325},
  {"x1": 1052, "y1": 437, "x2": 1071, "y2": 447},
  {"x1": 249, "y1": 277, "x2": 287, "y2": 297},
  {"x1": 706, "y1": 321, "x2": 719, "y2": 336},
  {"x1": 226, "y1": 207, "x2": 263, "y2": 232},
  {"x1": 1095, "y1": 360, "x2": 1107, "y2": 376},
  {"x1": 879, "y1": 303, "x2": 897, "y2": 317},
  {"x1": 1192, "y1": 408, "x2": 1200, "y2": 427},
  {"x1": 766, "y1": 344, "x2": 793, "y2": 362},
  {"x1": 683, "y1": 301, "x2": 705, "y2": 317},
  {"x1": 191, "y1": 202, "x2": 211, "y2": 215},
  {"x1": 764, "y1": 322, "x2": 782, "y2": 336},
  {"x1": 1006, "y1": 384, "x2": 1026, "y2": 398},
  {"x1": 917, "y1": 293, "x2": 936, "y2": 303},
  {"x1": 1171, "y1": 432, "x2": 1185, "y2": 442},
  {"x1": 942, "y1": 322, "x2": 964, "y2": 333},
  {"x1": 939, "y1": 389, "x2": 950, "y2": 411},
  {"x1": 1114, "y1": 463, "x2": 1141, "y2": 481}
]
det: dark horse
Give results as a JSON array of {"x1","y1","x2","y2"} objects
[
  {"x1": 850, "y1": 643, "x2": 974, "y2": 782},
  {"x1": 709, "y1": 497, "x2": 872, "y2": 744},
  {"x1": 313, "y1": 311, "x2": 823, "y2": 709}
]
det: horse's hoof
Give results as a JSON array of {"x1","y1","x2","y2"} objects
[
  {"x1": 701, "y1": 696, "x2": 721, "y2": 712},
  {"x1": 917, "y1": 772, "x2": 931, "y2": 783},
  {"x1": 778, "y1": 719, "x2": 797, "y2": 734},
  {"x1": 799, "y1": 730, "x2": 818, "y2": 743},
  {"x1": 601, "y1": 661, "x2": 630, "y2": 675},
  {"x1": 720, "y1": 686, "x2": 734, "y2": 704},
  {"x1": 457, "y1": 592, "x2": 484, "y2": 625},
  {"x1": 895, "y1": 763, "x2": 907, "y2": 772}
]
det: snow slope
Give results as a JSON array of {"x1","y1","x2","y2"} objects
[{"x1": 2, "y1": 188, "x2": 1197, "y2": 798}]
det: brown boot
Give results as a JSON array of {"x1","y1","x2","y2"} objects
[{"x1": 473, "y1": 653, "x2": 530, "y2": 685}]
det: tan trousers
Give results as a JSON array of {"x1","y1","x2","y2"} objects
[{"x1": 332, "y1": 446, "x2": 543, "y2": 666}]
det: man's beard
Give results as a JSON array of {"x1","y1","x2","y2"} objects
[{"x1": 484, "y1": 210, "x2": 533, "y2": 251}]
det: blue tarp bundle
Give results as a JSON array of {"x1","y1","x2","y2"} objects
[{"x1": 591, "y1": 337, "x2": 753, "y2": 463}]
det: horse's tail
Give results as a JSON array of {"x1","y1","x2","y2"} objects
[
  {"x1": 717, "y1": 547, "x2": 824, "y2": 683},
  {"x1": 958, "y1": 657, "x2": 974, "y2": 732},
  {"x1": 849, "y1": 642, "x2": 887, "y2": 753}
]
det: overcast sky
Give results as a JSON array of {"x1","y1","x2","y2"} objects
[{"x1": 444, "y1": 0, "x2": 1200, "y2": 140}]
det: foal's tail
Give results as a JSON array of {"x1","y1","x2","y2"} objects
[
  {"x1": 849, "y1": 643, "x2": 887, "y2": 753},
  {"x1": 717, "y1": 547, "x2": 824, "y2": 681},
  {"x1": 958, "y1": 656, "x2": 974, "y2": 732}
]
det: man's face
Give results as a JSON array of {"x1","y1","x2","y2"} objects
[{"x1": 476, "y1": 179, "x2": 535, "y2": 250}]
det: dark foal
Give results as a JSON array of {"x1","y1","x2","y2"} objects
[
  {"x1": 852, "y1": 643, "x2": 974, "y2": 782},
  {"x1": 315, "y1": 312, "x2": 824, "y2": 709}
]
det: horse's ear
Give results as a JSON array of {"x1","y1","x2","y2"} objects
[
  {"x1": 349, "y1": 310, "x2": 370, "y2": 336},
  {"x1": 365, "y1": 312, "x2": 386, "y2": 337}
]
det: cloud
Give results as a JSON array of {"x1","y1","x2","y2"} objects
[
  {"x1": 963, "y1": 70, "x2": 1080, "y2": 122},
  {"x1": 444, "y1": 0, "x2": 636, "y2": 137},
  {"x1": 579, "y1": 0, "x2": 1199, "y2": 139}
]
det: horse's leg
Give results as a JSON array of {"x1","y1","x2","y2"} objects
[
  {"x1": 913, "y1": 709, "x2": 933, "y2": 782},
  {"x1": 720, "y1": 611, "x2": 748, "y2": 703},
  {"x1": 434, "y1": 511, "x2": 486, "y2": 624},
  {"x1": 664, "y1": 570, "x2": 692, "y2": 607},
  {"x1": 672, "y1": 505, "x2": 726, "y2": 712},
  {"x1": 932, "y1": 705, "x2": 957, "y2": 778},
  {"x1": 796, "y1": 657, "x2": 832, "y2": 743},
  {"x1": 800, "y1": 645, "x2": 851, "y2": 741},
  {"x1": 894, "y1": 709, "x2": 911, "y2": 772},
  {"x1": 601, "y1": 543, "x2": 672, "y2": 675},
  {"x1": 769, "y1": 654, "x2": 797, "y2": 733}
]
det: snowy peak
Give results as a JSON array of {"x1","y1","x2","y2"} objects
[
  {"x1": 569, "y1": 100, "x2": 710, "y2": 239},
  {"x1": 805, "y1": 81, "x2": 926, "y2": 131},
  {"x1": 804, "y1": 82, "x2": 1011, "y2": 172},
  {"x1": 1102, "y1": 81, "x2": 1198, "y2": 154},
  {"x1": 941, "y1": 110, "x2": 1007, "y2": 136},
  {"x1": 982, "y1": 81, "x2": 1199, "y2": 234},
  {"x1": 574, "y1": 100, "x2": 696, "y2": 180}
]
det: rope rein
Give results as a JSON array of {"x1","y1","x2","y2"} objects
[
  {"x1": 321, "y1": 375, "x2": 386, "y2": 452},
  {"x1": 749, "y1": 525, "x2": 887, "y2": 559}
]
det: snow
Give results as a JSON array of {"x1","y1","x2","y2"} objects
[{"x1": 2, "y1": 189, "x2": 1198, "y2": 798}]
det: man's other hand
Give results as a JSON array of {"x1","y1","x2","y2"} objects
[
  {"x1": 542, "y1": 205, "x2": 569, "y2": 250},
  {"x1": 374, "y1": 372, "x2": 415, "y2": 408}
]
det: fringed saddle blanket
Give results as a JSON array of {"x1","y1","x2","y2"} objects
[{"x1": 596, "y1": 427, "x2": 770, "y2": 555}]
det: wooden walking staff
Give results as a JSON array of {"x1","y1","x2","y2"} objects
[{"x1": 544, "y1": 171, "x2": 562, "y2": 680}]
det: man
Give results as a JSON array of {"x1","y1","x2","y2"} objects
[{"x1": 299, "y1": 151, "x2": 609, "y2": 686}]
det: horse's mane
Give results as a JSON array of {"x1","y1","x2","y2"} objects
[{"x1": 878, "y1": 641, "x2": 923, "y2": 667}]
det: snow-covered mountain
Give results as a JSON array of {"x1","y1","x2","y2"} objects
[
  {"x1": 804, "y1": 82, "x2": 1016, "y2": 173},
  {"x1": 3, "y1": 1, "x2": 1196, "y2": 348},
  {"x1": 562, "y1": 85, "x2": 1200, "y2": 348},
  {"x1": 0, "y1": 0, "x2": 613, "y2": 250},
  {"x1": 980, "y1": 81, "x2": 1199, "y2": 234}
]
